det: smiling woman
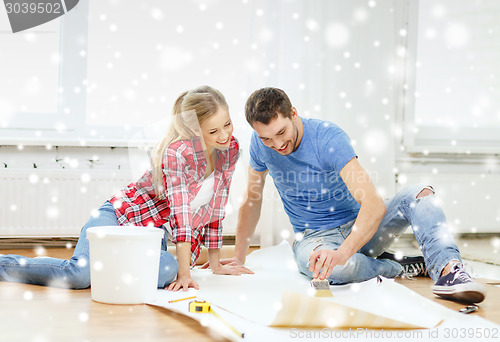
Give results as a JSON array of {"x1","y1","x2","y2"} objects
[
  {"x1": 0, "y1": 85, "x2": 254, "y2": 291},
  {"x1": 199, "y1": 108, "x2": 233, "y2": 151}
]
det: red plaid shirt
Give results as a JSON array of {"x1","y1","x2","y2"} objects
[{"x1": 109, "y1": 136, "x2": 239, "y2": 265}]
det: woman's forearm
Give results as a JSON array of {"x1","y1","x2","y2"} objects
[
  {"x1": 207, "y1": 248, "x2": 221, "y2": 271},
  {"x1": 175, "y1": 241, "x2": 192, "y2": 278}
]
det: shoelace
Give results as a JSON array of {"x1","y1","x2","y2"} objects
[
  {"x1": 400, "y1": 263, "x2": 427, "y2": 280},
  {"x1": 464, "y1": 262, "x2": 479, "y2": 279},
  {"x1": 400, "y1": 272, "x2": 415, "y2": 280},
  {"x1": 403, "y1": 262, "x2": 428, "y2": 277},
  {"x1": 451, "y1": 263, "x2": 475, "y2": 282}
]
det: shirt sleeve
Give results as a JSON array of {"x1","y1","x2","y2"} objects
[
  {"x1": 201, "y1": 218, "x2": 223, "y2": 249},
  {"x1": 202, "y1": 138, "x2": 239, "y2": 249},
  {"x1": 201, "y1": 183, "x2": 229, "y2": 250},
  {"x1": 249, "y1": 131, "x2": 268, "y2": 172},
  {"x1": 164, "y1": 146, "x2": 194, "y2": 244},
  {"x1": 321, "y1": 124, "x2": 357, "y2": 173}
]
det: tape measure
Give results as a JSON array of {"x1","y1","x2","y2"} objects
[
  {"x1": 189, "y1": 300, "x2": 211, "y2": 313},
  {"x1": 188, "y1": 300, "x2": 244, "y2": 338}
]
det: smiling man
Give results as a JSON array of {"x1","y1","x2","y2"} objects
[{"x1": 229, "y1": 87, "x2": 486, "y2": 304}]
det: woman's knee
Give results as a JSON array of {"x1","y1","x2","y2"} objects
[
  {"x1": 66, "y1": 274, "x2": 91, "y2": 289},
  {"x1": 57, "y1": 264, "x2": 91, "y2": 289},
  {"x1": 157, "y1": 252, "x2": 179, "y2": 288}
]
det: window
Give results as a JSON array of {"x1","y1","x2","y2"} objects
[
  {"x1": 1, "y1": 0, "x2": 265, "y2": 147},
  {"x1": 0, "y1": 1, "x2": 88, "y2": 145},
  {"x1": 0, "y1": 10, "x2": 62, "y2": 129},
  {"x1": 402, "y1": 0, "x2": 500, "y2": 153}
]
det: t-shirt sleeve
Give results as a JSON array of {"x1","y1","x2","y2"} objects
[
  {"x1": 321, "y1": 124, "x2": 357, "y2": 173},
  {"x1": 248, "y1": 131, "x2": 268, "y2": 172}
]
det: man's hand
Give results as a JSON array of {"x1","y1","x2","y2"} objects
[
  {"x1": 210, "y1": 263, "x2": 254, "y2": 276},
  {"x1": 200, "y1": 257, "x2": 245, "y2": 269},
  {"x1": 166, "y1": 277, "x2": 200, "y2": 291},
  {"x1": 309, "y1": 249, "x2": 349, "y2": 280}
]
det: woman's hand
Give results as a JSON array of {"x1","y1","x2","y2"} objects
[
  {"x1": 210, "y1": 263, "x2": 254, "y2": 276},
  {"x1": 166, "y1": 277, "x2": 200, "y2": 291}
]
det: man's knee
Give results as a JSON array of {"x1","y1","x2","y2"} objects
[
  {"x1": 328, "y1": 258, "x2": 360, "y2": 283},
  {"x1": 294, "y1": 239, "x2": 325, "y2": 265},
  {"x1": 416, "y1": 186, "x2": 435, "y2": 199}
]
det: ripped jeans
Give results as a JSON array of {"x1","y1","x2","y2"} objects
[{"x1": 292, "y1": 184, "x2": 462, "y2": 284}]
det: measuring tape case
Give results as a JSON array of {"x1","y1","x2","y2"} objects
[{"x1": 189, "y1": 300, "x2": 211, "y2": 313}]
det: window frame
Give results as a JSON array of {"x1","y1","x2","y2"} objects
[
  {"x1": 0, "y1": 1, "x2": 148, "y2": 147},
  {"x1": 399, "y1": 0, "x2": 500, "y2": 155}
]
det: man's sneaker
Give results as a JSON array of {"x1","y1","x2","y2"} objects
[
  {"x1": 432, "y1": 263, "x2": 487, "y2": 304},
  {"x1": 378, "y1": 251, "x2": 429, "y2": 277}
]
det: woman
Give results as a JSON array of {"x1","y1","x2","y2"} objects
[{"x1": 0, "y1": 85, "x2": 252, "y2": 291}]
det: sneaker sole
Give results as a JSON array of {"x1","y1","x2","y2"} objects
[{"x1": 433, "y1": 283, "x2": 486, "y2": 304}]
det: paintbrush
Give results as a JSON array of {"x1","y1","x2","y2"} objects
[{"x1": 310, "y1": 278, "x2": 334, "y2": 297}]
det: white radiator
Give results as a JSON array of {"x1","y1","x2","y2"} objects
[{"x1": 0, "y1": 169, "x2": 134, "y2": 237}]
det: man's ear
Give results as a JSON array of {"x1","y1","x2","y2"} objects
[{"x1": 291, "y1": 107, "x2": 298, "y2": 119}]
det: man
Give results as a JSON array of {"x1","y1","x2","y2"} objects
[{"x1": 229, "y1": 87, "x2": 486, "y2": 304}]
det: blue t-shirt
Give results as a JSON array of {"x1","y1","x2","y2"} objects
[{"x1": 249, "y1": 117, "x2": 360, "y2": 234}]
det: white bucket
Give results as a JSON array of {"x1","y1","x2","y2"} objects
[{"x1": 86, "y1": 225, "x2": 164, "y2": 304}]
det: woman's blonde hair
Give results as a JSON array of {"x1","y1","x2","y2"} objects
[{"x1": 152, "y1": 85, "x2": 228, "y2": 196}]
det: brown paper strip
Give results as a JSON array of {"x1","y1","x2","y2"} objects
[{"x1": 271, "y1": 291, "x2": 438, "y2": 329}]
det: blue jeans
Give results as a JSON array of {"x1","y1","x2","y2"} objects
[
  {"x1": 0, "y1": 201, "x2": 178, "y2": 289},
  {"x1": 293, "y1": 184, "x2": 462, "y2": 284}
]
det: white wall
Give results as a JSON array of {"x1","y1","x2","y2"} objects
[
  {"x1": 1, "y1": 0, "x2": 498, "y2": 240},
  {"x1": 237, "y1": 0, "x2": 404, "y2": 245}
]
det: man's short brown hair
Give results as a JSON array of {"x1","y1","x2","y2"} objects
[{"x1": 245, "y1": 87, "x2": 292, "y2": 125}]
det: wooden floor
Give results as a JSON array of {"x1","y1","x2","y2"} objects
[
  {"x1": 1, "y1": 248, "x2": 499, "y2": 341},
  {"x1": 395, "y1": 277, "x2": 500, "y2": 325},
  {"x1": 0, "y1": 248, "x2": 230, "y2": 342}
]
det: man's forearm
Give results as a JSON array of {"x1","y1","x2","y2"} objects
[
  {"x1": 234, "y1": 199, "x2": 261, "y2": 263},
  {"x1": 337, "y1": 198, "x2": 386, "y2": 259}
]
